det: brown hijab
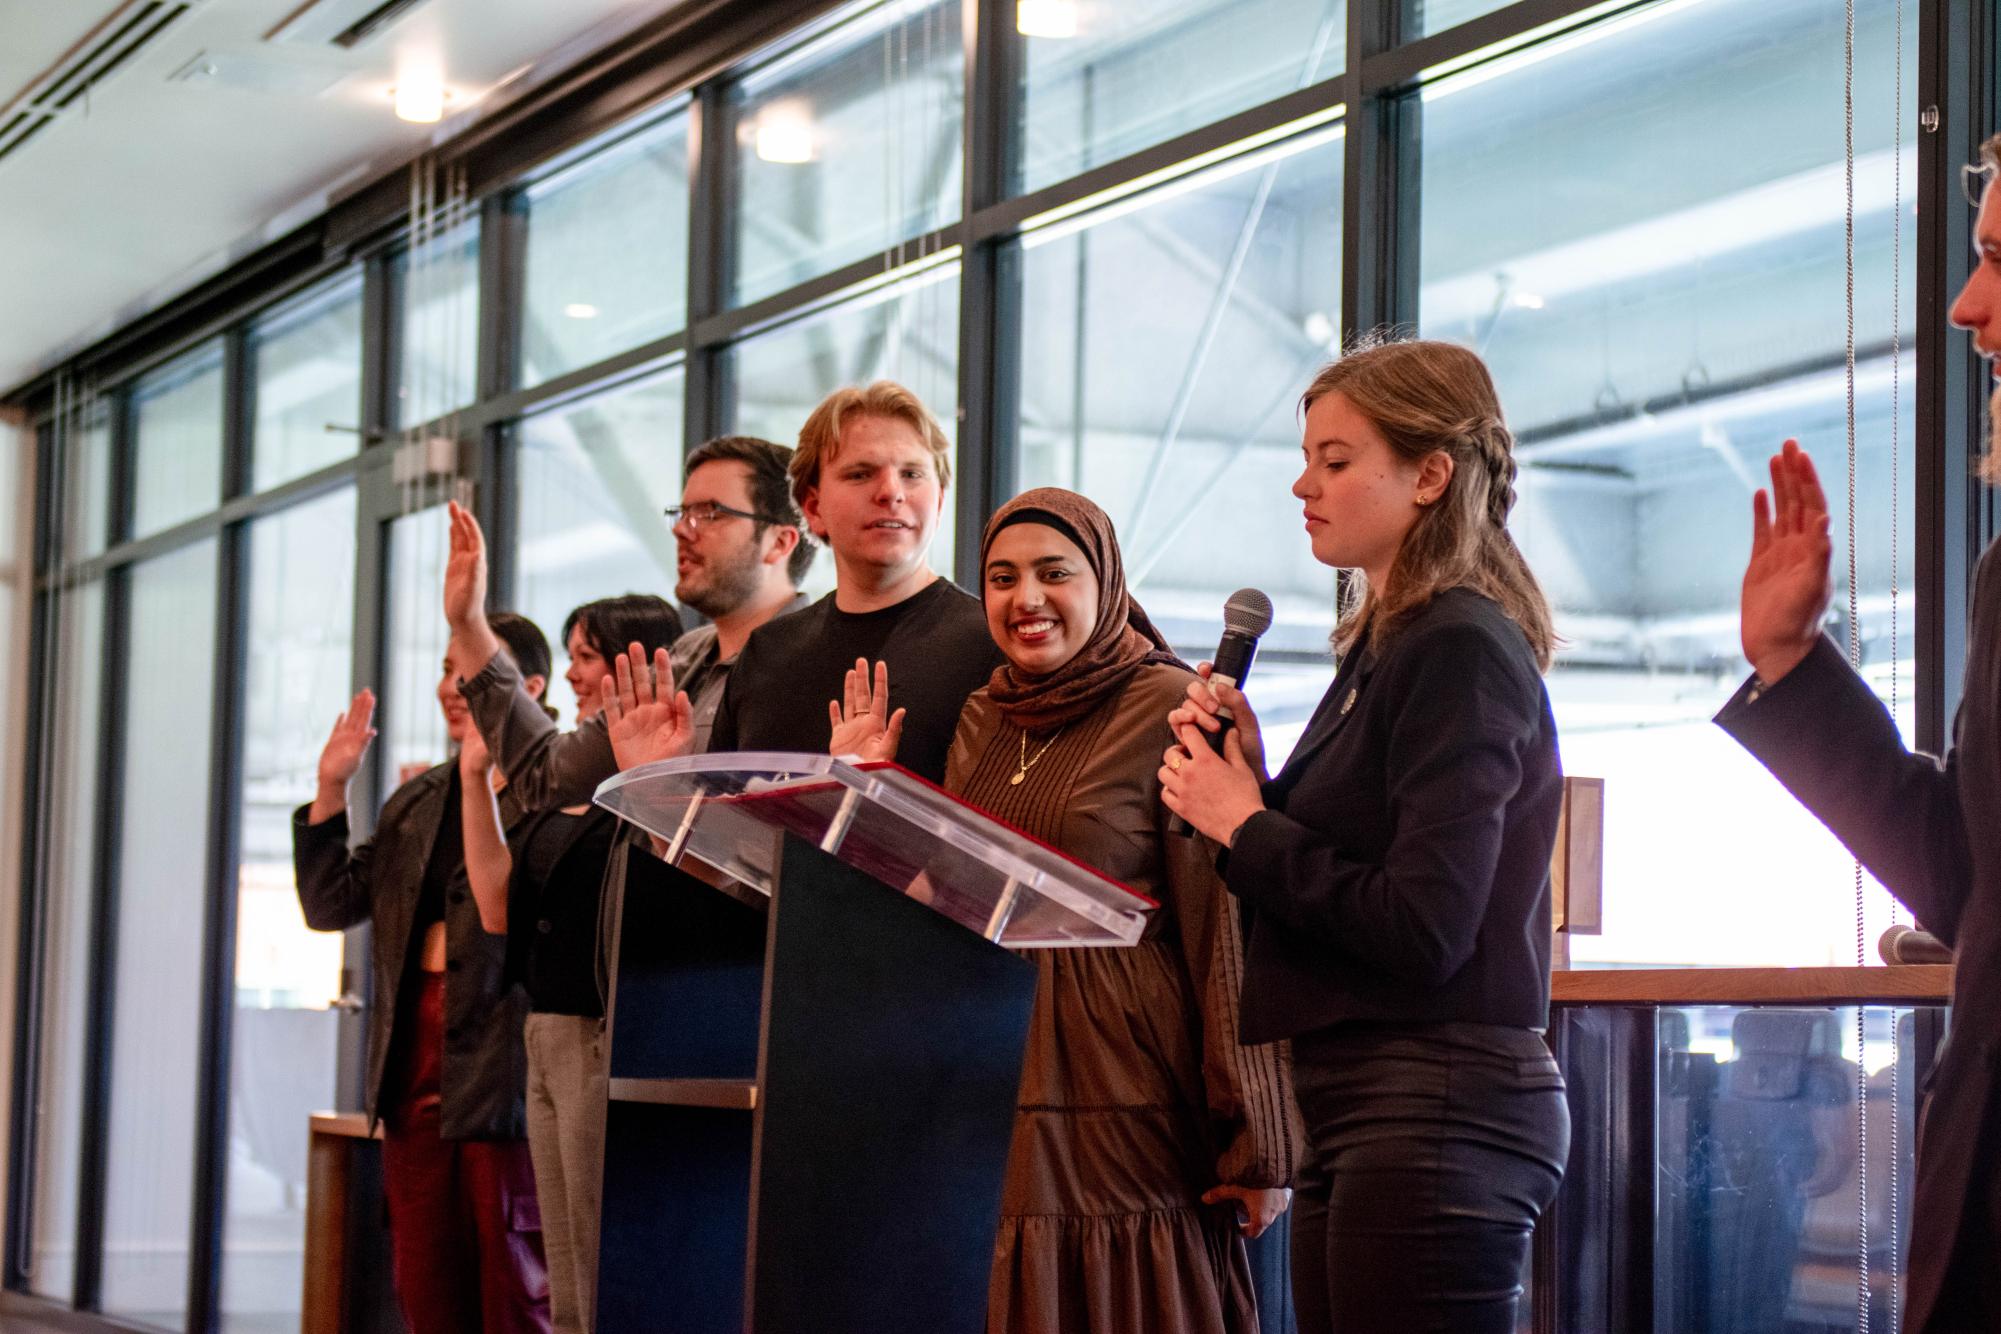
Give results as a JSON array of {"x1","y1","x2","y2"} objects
[{"x1": 980, "y1": 488, "x2": 1182, "y2": 731}]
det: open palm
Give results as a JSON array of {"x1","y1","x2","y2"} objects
[
  {"x1": 1740, "y1": 439, "x2": 1833, "y2": 684},
  {"x1": 828, "y1": 658, "x2": 904, "y2": 763},
  {"x1": 443, "y1": 501, "x2": 488, "y2": 632},
  {"x1": 600, "y1": 644, "x2": 694, "y2": 771},
  {"x1": 317, "y1": 689, "x2": 377, "y2": 790}
]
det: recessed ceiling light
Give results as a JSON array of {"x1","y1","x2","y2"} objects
[
  {"x1": 564, "y1": 303, "x2": 600, "y2": 319},
  {"x1": 392, "y1": 76, "x2": 449, "y2": 124},
  {"x1": 1017, "y1": 0, "x2": 1079, "y2": 38}
]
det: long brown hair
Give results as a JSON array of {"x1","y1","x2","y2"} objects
[{"x1": 1302, "y1": 337, "x2": 1557, "y2": 671}]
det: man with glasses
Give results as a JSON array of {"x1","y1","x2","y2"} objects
[
  {"x1": 444, "y1": 435, "x2": 811, "y2": 795},
  {"x1": 1720, "y1": 132, "x2": 2001, "y2": 1333}
]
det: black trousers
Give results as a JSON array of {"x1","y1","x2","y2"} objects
[{"x1": 1291, "y1": 1021, "x2": 1570, "y2": 1334}]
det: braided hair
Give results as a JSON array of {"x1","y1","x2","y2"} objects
[{"x1": 1301, "y1": 336, "x2": 1556, "y2": 671}]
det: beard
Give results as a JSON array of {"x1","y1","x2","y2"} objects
[
  {"x1": 1983, "y1": 380, "x2": 2001, "y2": 484},
  {"x1": 678, "y1": 548, "x2": 764, "y2": 619}
]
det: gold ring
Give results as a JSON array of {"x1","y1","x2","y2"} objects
[{"x1": 1169, "y1": 755, "x2": 1183, "y2": 772}]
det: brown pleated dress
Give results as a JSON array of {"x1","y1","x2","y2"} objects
[{"x1": 948, "y1": 661, "x2": 1300, "y2": 1334}]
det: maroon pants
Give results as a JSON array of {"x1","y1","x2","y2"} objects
[{"x1": 381, "y1": 971, "x2": 551, "y2": 1334}]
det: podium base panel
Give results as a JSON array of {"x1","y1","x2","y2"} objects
[
  {"x1": 596, "y1": 1100, "x2": 752, "y2": 1334},
  {"x1": 745, "y1": 837, "x2": 1038, "y2": 1334},
  {"x1": 607, "y1": 852, "x2": 767, "y2": 1082}
]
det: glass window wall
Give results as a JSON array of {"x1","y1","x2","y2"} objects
[
  {"x1": 221, "y1": 489, "x2": 355, "y2": 1329},
  {"x1": 100, "y1": 539, "x2": 219, "y2": 1329},
  {"x1": 516, "y1": 369, "x2": 685, "y2": 717},
  {"x1": 393, "y1": 220, "x2": 481, "y2": 429},
  {"x1": 1011, "y1": 125, "x2": 1343, "y2": 762},
  {"x1": 250, "y1": 274, "x2": 364, "y2": 492},
  {"x1": 132, "y1": 346, "x2": 224, "y2": 540},
  {"x1": 731, "y1": 0, "x2": 963, "y2": 305},
  {"x1": 24, "y1": 579, "x2": 104, "y2": 1303},
  {"x1": 1017, "y1": 0, "x2": 1346, "y2": 192},
  {"x1": 521, "y1": 113, "x2": 692, "y2": 386},
  {"x1": 1417, "y1": 0, "x2": 1918, "y2": 967},
  {"x1": 733, "y1": 263, "x2": 962, "y2": 594}
]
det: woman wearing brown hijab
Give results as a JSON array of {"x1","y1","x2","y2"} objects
[{"x1": 832, "y1": 487, "x2": 1299, "y2": 1334}]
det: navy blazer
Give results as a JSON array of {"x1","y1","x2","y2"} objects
[
  {"x1": 1225, "y1": 588, "x2": 1563, "y2": 1045},
  {"x1": 1716, "y1": 537, "x2": 2001, "y2": 1333}
]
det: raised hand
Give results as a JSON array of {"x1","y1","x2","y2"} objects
[
  {"x1": 1740, "y1": 439, "x2": 1833, "y2": 685},
  {"x1": 828, "y1": 658, "x2": 905, "y2": 763},
  {"x1": 443, "y1": 501, "x2": 489, "y2": 635},
  {"x1": 310, "y1": 690, "x2": 377, "y2": 823},
  {"x1": 601, "y1": 643, "x2": 695, "y2": 771}
]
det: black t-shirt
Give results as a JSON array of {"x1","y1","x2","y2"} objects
[
  {"x1": 507, "y1": 804, "x2": 619, "y2": 1018},
  {"x1": 708, "y1": 579, "x2": 1005, "y2": 783}
]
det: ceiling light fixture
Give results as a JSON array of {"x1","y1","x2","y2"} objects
[
  {"x1": 564, "y1": 303, "x2": 600, "y2": 319},
  {"x1": 1017, "y1": 0, "x2": 1079, "y2": 38},
  {"x1": 753, "y1": 102, "x2": 817, "y2": 164},
  {"x1": 392, "y1": 74, "x2": 448, "y2": 124}
]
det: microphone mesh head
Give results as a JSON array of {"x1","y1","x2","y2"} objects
[{"x1": 1222, "y1": 588, "x2": 1274, "y2": 639}]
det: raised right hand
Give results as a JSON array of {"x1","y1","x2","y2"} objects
[
  {"x1": 1168, "y1": 665, "x2": 1268, "y2": 783},
  {"x1": 828, "y1": 658, "x2": 905, "y2": 763},
  {"x1": 1740, "y1": 439, "x2": 1833, "y2": 685},
  {"x1": 601, "y1": 643, "x2": 695, "y2": 771},
  {"x1": 309, "y1": 690, "x2": 377, "y2": 822},
  {"x1": 444, "y1": 501, "x2": 489, "y2": 634}
]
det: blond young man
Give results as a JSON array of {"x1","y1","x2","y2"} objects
[{"x1": 704, "y1": 380, "x2": 1004, "y2": 781}]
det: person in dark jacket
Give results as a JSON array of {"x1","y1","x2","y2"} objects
[
  {"x1": 1160, "y1": 338, "x2": 1570, "y2": 1334},
  {"x1": 1716, "y1": 131, "x2": 2001, "y2": 1334},
  {"x1": 293, "y1": 612, "x2": 556, "y2": 1334}
]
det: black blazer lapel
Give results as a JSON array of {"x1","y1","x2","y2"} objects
[{"x1": 1268, "y1": 645, "x2": 1378, "y2": 801}]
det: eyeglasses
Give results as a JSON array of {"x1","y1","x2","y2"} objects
[
  {"x1": 664, "y1": 500, "x2": 785, "y2": 531},
  {"x1": 1964, "y1": 161, "x2": 1996, "y2": 208}
]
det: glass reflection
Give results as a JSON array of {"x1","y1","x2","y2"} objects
[{"x1": 393, "y1": 220, "x2": 481, "y2": 429}]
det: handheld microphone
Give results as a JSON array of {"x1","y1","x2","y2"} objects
[{"x1": 1202, "y1": 588, "x2": 1273, "y2": 750}]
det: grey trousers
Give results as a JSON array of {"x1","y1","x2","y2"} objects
[{"x1": 523, "y1": 1013, "x2": 608, "y2": 1334}]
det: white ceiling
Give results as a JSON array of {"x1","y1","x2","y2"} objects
[{"x1": 0, "y1": 0, "x2": 687, "y2": 399}]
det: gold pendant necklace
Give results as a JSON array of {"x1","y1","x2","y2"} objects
[{"x1": 1011, "y1": 726, "x2": 1063, "y2": 785}]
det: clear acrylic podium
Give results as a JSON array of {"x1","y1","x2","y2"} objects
[{"x1": 590, "y1": 754, "x2": 1154, "y2": 1334}]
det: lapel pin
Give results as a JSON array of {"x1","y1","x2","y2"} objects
[{"x1": 1340, "y1": 688, "x2": 1357, "y2": 717}]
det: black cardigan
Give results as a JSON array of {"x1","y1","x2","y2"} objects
[
  {"x1": 1224, "y1": 587, "x2": 1562, "y2": 1044},
  {"x1": 292, "y1": 763, "x2": 530, "y2": 1140}
]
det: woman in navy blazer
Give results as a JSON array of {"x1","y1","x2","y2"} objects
[{"x1": 1161, "y1": 338, "x2": 1569, "y2": 1334}]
